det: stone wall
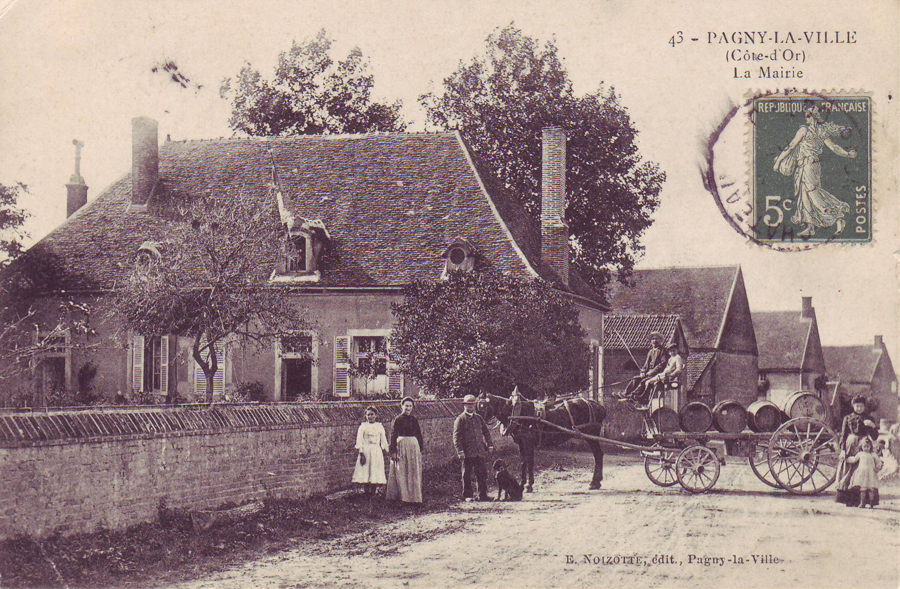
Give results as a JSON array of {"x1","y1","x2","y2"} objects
[{"x1": 0, "y1": 400, "x2": 510, "y2": 540}]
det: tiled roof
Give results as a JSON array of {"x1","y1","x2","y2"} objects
[
  {"x1": 601, "y1": 314, "x2": 680, "y2": 349},
  {"x1": 823, "y1": 345, "x2": 883, "y2": 384},
  {"x1": 606, "y1": 266, "x2": 739, "y2": 348},
  {"x1": 685, "y1": 351, "x2": 715, "y2": 391},
  {"x1": 753, "y1": 311, "x2": 812, "y2": 370},
  {"x1": 10, "y1": 132, "x2": 602, "y2": 303}
]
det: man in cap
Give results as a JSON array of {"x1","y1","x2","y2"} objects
[
  {"x1": 618, "y1": 331, "x2": 668, "y2": 401},
  {"x1": 453, "y1": 394, "x2": 494, "y2": 501},
  {"x1": 638, "y1": 342, "x2": 684, "y2": 408}
]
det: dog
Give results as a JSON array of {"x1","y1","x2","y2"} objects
[{"x1": 493, "y1": 459, "x2": 523, "y2": 501}]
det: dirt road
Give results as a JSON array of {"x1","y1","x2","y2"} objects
[{"x1": 169, "y1": 451, "x2": 900, "y2": 589}]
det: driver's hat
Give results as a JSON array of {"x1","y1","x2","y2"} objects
[{"x1": 463, "y1": 394, "x2": 478, "y2": 404}]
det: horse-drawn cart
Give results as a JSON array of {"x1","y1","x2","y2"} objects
[
  {"x1": 482, "y1": 389, "x2": 839, "y2": 495},
  {"x1": 640, "y1": 416, "x2": 839, "y2": 494}
]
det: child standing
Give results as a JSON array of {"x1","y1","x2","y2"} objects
[
  {"x1": 836, "y1": 395, "x2": 878, "y2": 506},
  {"x1": 846, "y1": 437, "x2": 882, "y2": 508},
  {"x1": 352, "y1": 406, "x2": 389, "y2": 496}
]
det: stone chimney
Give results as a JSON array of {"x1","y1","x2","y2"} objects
[
  {"x1": 131, "y1": 117, "x2": 159, "y2": 209},
  {"x1": 801, "y1": 296, "x2": 814, "y2": 318},
  {"x1": 66, "y1": 140, "x2": 88, "y2": 218},
  {"x1": 541, "y1": 127, "x2": 569, "y2": 286},
  {"x1": 874, "y1": 335, "x2": 883, "y2": 349}
]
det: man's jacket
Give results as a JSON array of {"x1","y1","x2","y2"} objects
[
  {"x1": 642, "y1": 346, "x2": 668, "y2": 376},
  {"x1": 453, "y1": 411, "x2": 493, "y2": 458}
]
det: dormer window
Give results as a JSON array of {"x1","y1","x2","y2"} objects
[
  {"x1": 442, "y1": 238, "x2": 476, "y2": 277},
  {"x1": 272, "y1": 219, "x2": 331, "y2": 283},
  {"x1": 283, "y1": 235, "x2": 308, "y2": 273},
  {"x1": 136, "y1": 240, "x2": 162, "y2": 268}
]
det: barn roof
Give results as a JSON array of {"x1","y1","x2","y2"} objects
[
  {"x1": 823, "y1": 345, "x2": 884, "y2": 384},
  {"x1": 605, "y1": 266, "x2": 740, "y2": 348},
  {"x1": 8, "y1": 132, "x2": 601, "y2": 303},
  {"x1": 685, "y1": 351, "x2": 716, "y2": 392},
  {"x1": 752, "y1": 311, "x2": 813, "y2": 370},
  {"x1": 600, "y1": 314, "x2": 681, "y2": 350}
]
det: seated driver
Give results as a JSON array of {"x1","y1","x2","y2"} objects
[
  {"x1": 636, "y1": 343, "x2": 683, "y2": 406},
  {"x1": 618, "y1": 332, "x2": 667, "y2": 401}
]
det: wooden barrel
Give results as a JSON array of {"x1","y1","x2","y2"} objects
[
  {"x1": 747, "y1": 400, "x2": 784, "y2": 433},
  {"x1": 782, "y1": 391, "x2": 829, "y2": 422},
  {"x1": 649, "y1": 407, "x2": 679, "y2": 433},
  {"x1": 679, "y1": 402, "x2": 713, "y2": 433},
  {"x1": 712, "y1": 399, "x2": 748, "y2": 433}
]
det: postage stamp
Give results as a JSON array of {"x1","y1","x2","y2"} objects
[{"x1": 750, "y1": 93, "x2": 872, "y2": 243}]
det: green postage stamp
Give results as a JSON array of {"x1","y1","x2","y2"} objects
[{"x1": 751, "y1": 94, "x2": 872, "y2": 243}]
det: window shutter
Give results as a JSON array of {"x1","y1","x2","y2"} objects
[
  {"x1": 387, "y1": 363, "x2": 404, "y2": 398},
  {"x1": 333, "y1": 336, "x2": 351, "y2": 398},
  {"x1": 132, "y1": 335, "x2": 145, "y2": 393},
  {"x1": 193, "y1": 338, "x2": 227, "y2": 399},
  {"x1": 159, "y1": 336, "x2": 170, "y2": 394}
]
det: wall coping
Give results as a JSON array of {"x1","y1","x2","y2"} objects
[{"x1": 0, "y1": 400, "x2": 466, "y2": 449}]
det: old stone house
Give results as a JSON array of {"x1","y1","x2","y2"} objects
[
  {"x1": 824, "y1": 336, "x2": 898, "y2": 422},
  {"x1": 606, "y1": 265, "x2": 759, "y2": 408},
  {"x1": 2, "y1": 120, "x2": 607, "y2": 404},
  {"x1": 752, "y1": 297, "x2": 828, "y2": 410}
]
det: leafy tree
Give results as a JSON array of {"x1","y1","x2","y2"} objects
[
  {"x1": 221, "y1": 29, "x2": 406, "y2": 136},
  {"x1": 113, "y1": 196, "x2": 312, "y2": 402},
  {"x1": 390, "y1": 270, "x2": 589, "y2": 398},
  {"x1": 0, "y1": 182, "x2": 29, "y2": 267},
  {"x1": 0, "y1": 247, "x2": 98, "y2": 407},
  {"x1": 420, "y1": 24, "x2": 665, "y2": 293}
]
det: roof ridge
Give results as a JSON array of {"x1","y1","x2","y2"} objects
[
  {"x1": 165, "y1": 131, "x2": 455, "y2": 144},
  {"x1": 631, "y1": 264, "x2": 740, "y2": 271}
]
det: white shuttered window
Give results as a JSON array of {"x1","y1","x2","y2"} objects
[
  {"x1": 333, "y1": 336, "x2": 351, "y2": 397},
  {"x1": 193, "y1": 339, "x2": 227, "y2": 399}
]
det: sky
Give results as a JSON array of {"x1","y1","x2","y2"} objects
[{"x1": 1, "y1": 0, "x2": 898, "y2": 361}]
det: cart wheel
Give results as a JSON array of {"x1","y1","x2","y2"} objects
[
  {"x1": 675, "y1": 445, "x2": 720, "y2": 493},
  {"x1": 748, "y1": 442, "x2": 780, "y2": 489},
  {"x1": 644, "y1": 448, "x2": 678, "y2": 487},
  {"x1": 766, "y1": 417, "x2": 839, "y2": 495}
]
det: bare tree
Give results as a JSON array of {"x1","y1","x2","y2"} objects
[{"x1": 114, "y1": 195, "x2": 312, "y2": 402}]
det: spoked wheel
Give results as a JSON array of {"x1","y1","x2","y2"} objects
[
  {"x1": 676, "y1": 445, "x2": 720, "y2": 493},
  {"x1": 766, "y1": 417, "x2": 839, "y2": 495},
  {"x1": 748, "y1": 442, "x2": 780, "y2": 488},
  {"x1": 644, "y1": 448, "x2": 679, "y2": 487}
]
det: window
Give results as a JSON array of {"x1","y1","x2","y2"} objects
[
  {"x1": 334, "y1": 332, "x2": 403, "y2": 398},
  {"x1": 35, "y1": 330, "x2": 70, "y2": 401},
  {"x1": 284, "y1": 236, "x2": 307, "y2": 273},
  {"x1": 278, "y1": 334, "x2": 316, "y2": 401},
  {"x1": 442, "y1": 238, "x2": 476, "y2": 276},
  {"x1": 131, "y1": 335, "x2": 169, "y2": 394},
  {"x1": 355, "y1": 336, "x2": 388, "y2": 376}
]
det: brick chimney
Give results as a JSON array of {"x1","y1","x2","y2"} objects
[
  {"x1": 131, "y1": 117, "x2": 159, "y2": 209},
  {"x1": 541, "y1": 127, "x2": 569, "y2": 286},
  {"x1": 65, "y1": 139, "x2": 88, "y2": 218},
  {"x1": 801, "y1": 296, "x2": 814, "y2": 318},
  {"x1": 874, "y1": 335, "x2": 883, "y2": 349}
]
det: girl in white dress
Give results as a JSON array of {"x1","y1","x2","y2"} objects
[{"x1": 352, "y1": 407, "x2": 389, "y2": 495}]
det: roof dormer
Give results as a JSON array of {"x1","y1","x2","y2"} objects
[{"x1": 442, "y1": 238, "x2": 477, "y2": 277}]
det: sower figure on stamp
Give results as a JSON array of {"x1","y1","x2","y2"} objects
[
  {"x1": 454, "y1": 394, "x2": 494, "y2": 502},
  {"x1": 773, "y1": 103, "x2": 856, "y2": 238},
  {"x1": 616, "y1": 332, "x2": 668, "y2": 402}
]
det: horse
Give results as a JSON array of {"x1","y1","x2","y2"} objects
[{"x1": 476, "y1": 392, "x2": 607, "y2": 490}]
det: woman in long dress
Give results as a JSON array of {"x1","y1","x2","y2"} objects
[
  {"x1": 835, "y1": 395, "x2": 878, "y2": 506},
  {"x1": 386, "y1": 397, "x2": 424, "y2": 504},
  {"x1": 773, "y1": 104, "x2": 856, "y2": 237},
  {"x1": 352, "y1": 406, "x2": 389, "y2": 496}
]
